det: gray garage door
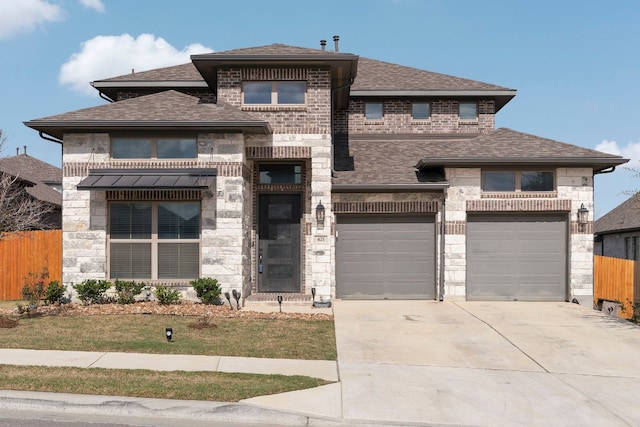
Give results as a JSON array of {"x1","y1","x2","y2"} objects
[
  {"x1": 466, "y1": 214, "x2": 567, "y2": 301},
  {"x1": 336, "y1": 215, "x2": 436, "y2": 299}
]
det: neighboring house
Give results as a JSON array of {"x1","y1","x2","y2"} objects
[
  {"x1": 0, "y1": 149, "x2": 62, "y2": 229},
  {"x1": 594, "y1": 194, "x2": 640, "y2": 260},
  {"x1": 25, "y1": 40, "x2": 628, "y2": 304}
]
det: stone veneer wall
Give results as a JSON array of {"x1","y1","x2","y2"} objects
[
  {"x1": 334, "y1": 99, "x2": 495, "y2": 134},
  {"x1": 60, "y1": 132, "x2": 251, "y2": 301},
  {"x1": 443, "y1": 167, "x2": 594, "y2": 303}
]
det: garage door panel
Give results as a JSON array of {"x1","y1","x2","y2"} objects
[
  {"x1": 337, "y1": 215, "x2": 436, "y2": 299},
  {"x1": 467, "y1": 214, "x2": 567, "y2": 301}
]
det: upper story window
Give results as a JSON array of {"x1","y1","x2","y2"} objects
[
  {"x1": 243, "y1": 82, "x2": 306, "y2": 105},
  {"x1": 365, "y1": 102, "x2": 383, "y2": 120},
  {"x1": 259, "y1": 163, "x2": 302, "y2": 184},
  {"x1": 482, "y1": 171, "x2": 554, "y2": 192},
  {"x1": 111, "y1": 138, "x2": 197, "y2": 159},
  {"x1": 626, "y1": 236, "x2": 639, "y2": 260},
  {"x1": 459, "y1": 102, "x2": 477, "y2": 120},
  {"x1": 412, "y1": 102, "x2": 431, "y2": 120}
]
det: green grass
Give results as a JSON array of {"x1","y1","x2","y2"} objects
[
  {"x1": 0, "y1": 365, "x2": 330, "y2": 401},
  {"x1": 0, "y1": 314, "x2": 336, "y2": 360}
]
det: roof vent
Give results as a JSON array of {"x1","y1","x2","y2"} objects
[
  {"x1": 320, "y1": 39, "x2": 326, "y2": 51},
  {"x1": 333, "y1": 35, "x2": 339, "y2": 52}
]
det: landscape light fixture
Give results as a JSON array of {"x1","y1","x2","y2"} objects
[
  {"x1": 232, "y1": 289, "x2": 241, "y2": 310},
  {"x1": 316, "y1": 201, "x2": 325, "y2": 229},
  {"x1": 224, "y1": 291, "x2": 232, "y2": 309},
  {"x1": 277, "y1": 295, "x2": 283, "y2": 313},
  {"x1": 577, "y1": 203, "x2": 589, "y2": 226},
  {"x1": 165, "y1": 327, "x2": 173, "y2": 342}
]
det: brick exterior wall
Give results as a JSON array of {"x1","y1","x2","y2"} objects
[{"x1": 335, "y1": 99, "x2": 495, "y2": 134}]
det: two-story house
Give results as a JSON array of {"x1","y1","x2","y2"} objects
[{"x1": 25, "y1": 40, "x2": 627, "y2": 305}]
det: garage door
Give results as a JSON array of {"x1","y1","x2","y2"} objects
[
  {"x1": 336, "y1": 215, "x2": 436, "y2": 299},
  {"x1": 466, "y1": 214, "x2": 567, "y2": 301}
]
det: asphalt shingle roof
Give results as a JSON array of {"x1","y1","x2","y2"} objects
[
  {"x1": 29, "y1": 90, "x2": 263, "y2": 123},
  {"x1": 0, "y1": 154, "x2": 62, "y2": 206},
  {"x1": 333, "y1": 128, "x2": 627, "y2": 186},
  {"x1": 594, "y1": 193, "x2": 640, "y2": 234}
]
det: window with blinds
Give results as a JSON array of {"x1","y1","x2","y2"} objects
[{"x1": 108, "y1": 201, "x2": 200, "y2": 280}]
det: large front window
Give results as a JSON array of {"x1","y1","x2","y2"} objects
[
  {"x1": 243, "y1": 82, "x2": 306, "y2": 105},
  {"x1": 111, "y1": 138, "x2": 197, "y2": 159},
  {"x1": 109, "y1": 201, "x2": 200, "y2": 280}
]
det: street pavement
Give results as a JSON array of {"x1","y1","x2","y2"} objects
[{"x1": 2, "y1": 300, "x2": 640, "y2": 426}]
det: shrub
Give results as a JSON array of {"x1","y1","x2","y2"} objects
[
  {"x1": 190, "y1": 278, "x2": 222, "y2": 305},
  {"x1": 154, "y1": 285, "x2": 181, "y2": 305},
  {"x1": 73, "y1": 279, "x2": 112, "y2": 305},
  {"x1": 21, "y1": 268, "x2": 49, "y2": 307},
  {"x1": 114, "y1": 280, "x2": 146, "y2": 304},
  {"x1": 44, "y1": 280, "x2": 66, "y2": 305}
]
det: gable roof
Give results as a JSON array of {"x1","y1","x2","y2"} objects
[
  {"x1": 334, "y1": 128, "x2": 628, "y2": 188},
  {"x1": 594, "y1": 193, "x2": 640, "y2": 234},
  {"x1": 24, "y1": 90, "x2": 270, "y2": 139},
  {"x1": 0, "y1": 154, "x2": 62, "y2": 206}
]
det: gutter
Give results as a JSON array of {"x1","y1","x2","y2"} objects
[{"x1": 37, "y1": 131, "x2": 62, "y2": 145}]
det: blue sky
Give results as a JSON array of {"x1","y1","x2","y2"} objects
[{"x1": 1, "y1": 0, "x2": 639, "y2": 218}]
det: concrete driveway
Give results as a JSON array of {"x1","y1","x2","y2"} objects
[{"x1": 334, "y1": 300, "x2": 640, "y2": 426}]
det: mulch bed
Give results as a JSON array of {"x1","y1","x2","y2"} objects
[{"x1": 0, "y1": 301, "x2": 332, "y2": 321}]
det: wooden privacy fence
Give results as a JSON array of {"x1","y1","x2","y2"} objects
[
  {"x1": 0, "y1": 230, "x2": 62, "y2": 300},
  {"x1": 594, "y1": 255, "x2": 640, "y2": 319}
]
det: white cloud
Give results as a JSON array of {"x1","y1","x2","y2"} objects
[
  {"x1": 0, "y1": 0, "x2": 64, "y2": 40},
  {"x1": 595, "y1": 139, "x2": 640, "y2": 170},
  {"x1": 59, "y1": 34, "x2": 212, "y2": 96},
  {"x1": 78, "y1": 0, "x2": 105, "y2": 13}
]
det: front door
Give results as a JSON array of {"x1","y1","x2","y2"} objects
[{"x1": 258, "y1": 194, "x2": 302, "y2": 293}]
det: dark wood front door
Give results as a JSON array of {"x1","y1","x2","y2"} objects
[{"x1": 258, "y1": 194, "x2": 302, "y2": 293}]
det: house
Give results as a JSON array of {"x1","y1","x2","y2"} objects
[
  {"x1": 594, "y1": 194, "x2": 640, "y2": 260},
  {"x1": 0, "y1": 148, "x2": 62, "y2": 229},
  {"x1": 24, "y1": 39, "x2": 628, "y2": 305}
]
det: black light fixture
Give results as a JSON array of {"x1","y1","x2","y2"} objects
[
  {"x1": 577, "y1": 203, "x2": 589, "y2": 226},
  {"x1": 316, "y1": 201, "x2": 325, "y2": 229},
  {"x1": 277, "y1": 295, "x2": 283, "y2": 312},
  {"x1": 165, "y1": 327, "x2": 173, "y2": 342}
]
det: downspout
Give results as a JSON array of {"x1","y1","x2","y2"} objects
[
  {"x1": 98, "y1": 90, "x2": 115, "y2": 103},
  {"x1": 594, "y1": 166, "x2": 616, "y2": 175},
  {"x1": 439, "y1": 191, "x2": 446, "y2": 301}
]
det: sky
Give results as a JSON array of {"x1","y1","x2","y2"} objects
[{"x1": 1, "y1": 0, "x2": 639, "y2": 218}]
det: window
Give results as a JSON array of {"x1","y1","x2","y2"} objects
[
  {"x1": 109, "y1": 201, "x2": 200, "y2": 280},
  {"x1": 364, "y1": 102, "x2": 383, "y2": 120},
  {"x1": 626, "y1": 236, "x2": 639, "y2": 261},
  {"x1": 259, "y1": 164, "x2": 302, "y2": 184},
  {"x1": 459, "y1": 102, "x2": 477, "y2": 120},
  {"x1": 243, "y1": 82, "x2": 306, "y2": 105},
  {"x1": 412, "y1": 102, "x2": 430, "y2": 120},
  {"x1": 482, "y1": 171, "x2": 554, "y2": 192},
  {"x1": 112, "y1": 138, "x2": 196, "y2": 159}
]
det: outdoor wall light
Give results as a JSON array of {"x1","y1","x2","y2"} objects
[
  {"x1": 316, "y1": 201, "x2": 325, "y2": 229},
  {"x1": 165, "y1": 327, "x2": 173, "y2": 342},
  {"x1": 577, "y1": 203, "x2": 589, "y2": 226}
]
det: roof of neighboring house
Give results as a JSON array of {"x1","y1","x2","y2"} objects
[
  {"x1": 334, "y1": 128, "x2": 628, "y2": 187},
  {"x1": 24, "y1": 90, "x2": 271, "y2": 139},
  {"x1": 594, "y1": 193, "x2": 640, "y2": 235},
  {"x1": 0, "y1": 154, "x2": 62, "y2": 206}
]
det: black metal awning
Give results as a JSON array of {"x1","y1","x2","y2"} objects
[{"x1": 77, "y1": 168, "x2": 217, "y2": 190}]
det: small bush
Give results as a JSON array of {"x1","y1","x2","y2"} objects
[
  {"x1": 190, "y1": 278, "x2": 222, "y2": 305},
  {"x1": 154, "y1": 285, "x2": 181, "y2": 305},
  {"x1": 73, "y1": 279, "x2": 112, "y2": 305},
  {"x1": 21, "y1": 268, "x2": 49, "y2": 307},
  {"x1": 114, "y1": 280, "x2": 146, "y2": 304},
  {"x1": 44, "y1": 280, "x2": 66, "y2": 305}
]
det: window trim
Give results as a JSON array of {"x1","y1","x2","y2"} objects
[
  {"x1": 242, "y1": 81, "x2": 307, "y2": 106},
  {"x1": 481, "y1": 170, "x2": 556, "y2": 193},
  {"x1": 459, "y1": 102, "x2": 478, "y2": 121},
  {"x1": 411, "y1": 102, "x2": 431, "y2": 121},
  {"x1": 110, "y1": 137, "x2": 197, "y2": 160},
  {"x1": 107, "y1": 201, "x2": 201, "y2": 281}
]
